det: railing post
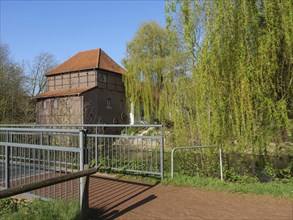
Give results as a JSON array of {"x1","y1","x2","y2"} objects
[
  {"x1": 79, "y1": 129, "x2": 89, "y2": 220},
  {"x1": 95, "y1": 127, "x2": 98, "y2": 168},
  {"x1": 79, "y1": 130, "x2": 85, "y2": 202},
  {"x1": 80, "y1": 164, "x2": 89, "y2": 220},
  {"x1": 160, "y1": 126, "x2": 164, "y2": 180},
  {"x1": 171, "y1": 148, "x2": 176, "y2": 179},
  {"x1": 219, "y1": 145, "x2": 223, "y2": 181},
  {"x1": 40, "y1": 131, "x2": 43, "y2": 145},
  {"x1": 5, "y1": 131, "x2": 10, "y2": 189}
]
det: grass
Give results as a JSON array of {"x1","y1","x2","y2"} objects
[
  {"x1": 114, "y1": 172, "x2": 161, "y2": 184},
  {"x1": 162, "y1": 174, "x2": 293, "y2": 198},
  {"x1": 0, "y1": 198, "x2": 80, "y2": 220},
  {"x1": 93, "y1": 162, "x2": 293, "y2": 198},
  {"x1": 96, "y1": 169, "x2": 293, "y2": 198},
  {"x1": 113, "y1": 171, "x2": 293, "y2": 198}
]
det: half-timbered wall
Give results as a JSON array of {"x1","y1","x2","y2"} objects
[{"x1": 47, "y1": 70, "x2": 97, "y2": 91}]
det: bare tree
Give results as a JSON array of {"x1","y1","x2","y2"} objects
[
  {"x1": 26, "y1": 52, "x2": 57, "y2": 97},
  {"x1": 0, "y1": 43, "x2": 29, "y2": 123}
]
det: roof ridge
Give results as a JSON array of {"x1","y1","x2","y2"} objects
[{"x1": 78, "y1": 48, "x2": 99, "y2": 53}]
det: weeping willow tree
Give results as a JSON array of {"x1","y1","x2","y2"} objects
[
  {"x1": 122, "y1": 21, "x2": 187, "y2": 122},
  {"x1": 163, "y1": 0, "x2": 293, "y2": 152},
  {"x1": 124, "y1": 1, "x2": 292, "y2": 154}
]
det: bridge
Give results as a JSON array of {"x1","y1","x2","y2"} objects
[{"x1": 0, "y1": 124, "x2": 164, "y2": 218}]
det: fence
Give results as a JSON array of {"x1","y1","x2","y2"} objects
[
  {"x1": 0, "y1": 124, "x2": 164, "y2": 179},
  {"x1": 171, "y1": 145, "x2": 223, "y2": 180},
  {"x1": 0, "y1": 128, "x2": 86, "y2": 201},
  {"x1": 0, "y1": 124, "x2": 163, "y2": 219}
]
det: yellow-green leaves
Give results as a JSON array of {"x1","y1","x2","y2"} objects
[{"x1": 124, "y1": 1, "x2": 292, "y2": 152}]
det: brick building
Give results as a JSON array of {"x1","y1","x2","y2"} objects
[{"x1": 35, "y1": 48, "x2": 128, "y2": 124}]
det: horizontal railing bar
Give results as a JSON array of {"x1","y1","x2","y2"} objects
[
  {"x1": 108, "y1": 167, "x2": 161, "y2": 176},
  {"x1": 0, "y1": 124, "x2": 162, "y2": 128},
  {"x1": 5, "y1": 132, "x2": 79, "y2": 138},
  {"x1": 0, "y1": 128, "x2": 80, "y2": 133},
  {"x1": 0, "y1": 167, "x2": 98, "y2": 199},
  {"x1": 8, "y1": 132, "x2": 40, "y2": 136},
  {"x1": 4, "y1": 132, "x2": 79, "y2": 138},
  {"x1": 87, "y1": 134, "x2": 162, "y2": 139},
  {"x1": 0, "y1": 142, "x2": 80, "y2": 152},
  {"x1": 172, "y1": 145, "x2": 218, "y2": 151},
  {"x1": 0, "y1": 157, "x2": 76, "y2": 167}
]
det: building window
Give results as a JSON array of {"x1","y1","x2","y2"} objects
[
  {"x1": 42, "y1": 100, "x2": 46, "y2": 109},
  {"x1": 106, "y1": 98, "x2": 112, "y2": 109},
  {"x1": 66, "y1": 98, "x2": 71, "y2": 109},
  {"x1": 53, "y1": 99, "x2": 58, "y2": 109},
  {"x1": 120, "y1": 100, "x2": 123, "y2": 108},
  {"x1": 102, "y1": 73, "x2": 108, "y2": 83}
]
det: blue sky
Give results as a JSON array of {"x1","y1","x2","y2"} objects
[{"x1": 0, "y1": 0, "x2": 166, "y2": 66}]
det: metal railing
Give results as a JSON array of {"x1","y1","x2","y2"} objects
[
  {"x1": 171, "y1": 145, "x2": 223, "y2": 181},
  {"x1": 0, "y1": 124, "x2": 164, "y2": 219},
  {"x1": 0, "y1": 124, "x2": 164, "y2": 179},
  {"x1": 0, "y1": 128, "x2": 87, "y2": 201}
]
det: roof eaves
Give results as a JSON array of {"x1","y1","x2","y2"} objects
[
  {"x1": 98, "y1": 67, "x2": 127, "y2": 76},
  {"x1": 45, "y1": 67, "x2": 99, "y2": 76},
  {"x1": 79, "y1": 86, "x2": 96, "y2": 95},
  {"x1": 34, "y1": 86, "x2": 97, "y2": 99}
]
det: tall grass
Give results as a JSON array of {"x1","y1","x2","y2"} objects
[{"x1": 0, "y1": 198, "x2": 80, "y2": 220}]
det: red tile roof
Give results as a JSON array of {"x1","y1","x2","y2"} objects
[
  {"x1": 46, "y1": 48, "x2": 126, "y2": 76},
  {"x1": 35, "y1": 86, "x2": 96, "y2": 99}
]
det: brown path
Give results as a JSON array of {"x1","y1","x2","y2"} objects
[{"x1": 88, "y1": 176, "x2": 293, "y2": 220}]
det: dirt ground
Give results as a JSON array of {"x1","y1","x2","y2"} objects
[{"x1": 88, "y1": 175, "x2": 293, "y2": 220}]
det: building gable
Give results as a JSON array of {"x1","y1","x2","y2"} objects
[{"x1": 46, "y1": 48, "x2": 126, "y2": 76}]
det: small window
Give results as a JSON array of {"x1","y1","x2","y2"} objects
[
  {"x1": 66, "y1": 98, "x2": 71, "y2": 109},
  {"x1": 102, "y1": 73, "x2": 108, "y2": 83},
  {"x1": 42, "y1": 100, "x2": 46, "y2": 109},
  {"x1": 53, "y1": 99, "x2": 58, "y2": 109},
  {"x1": 106, "y1": 98, "x2": 112, "y2": 109},
  {"x1": 120, "y1": 100, "x2": 124, "y2": 108}
]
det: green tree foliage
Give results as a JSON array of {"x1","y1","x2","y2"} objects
[
  {"x1": 123, "y1": 21, "x2": 187, "y2": 122},
  {"x1": 125, "y1": 1, "x2": 292, "y2": 153}
]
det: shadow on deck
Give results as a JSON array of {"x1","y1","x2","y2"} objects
[{"x1": 88, "y1": 176, "x2": 158, "y2": 220}]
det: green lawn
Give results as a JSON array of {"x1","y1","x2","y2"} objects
[{"x1": 162, "y1": 174, "x2": 293, "y2": 198}]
